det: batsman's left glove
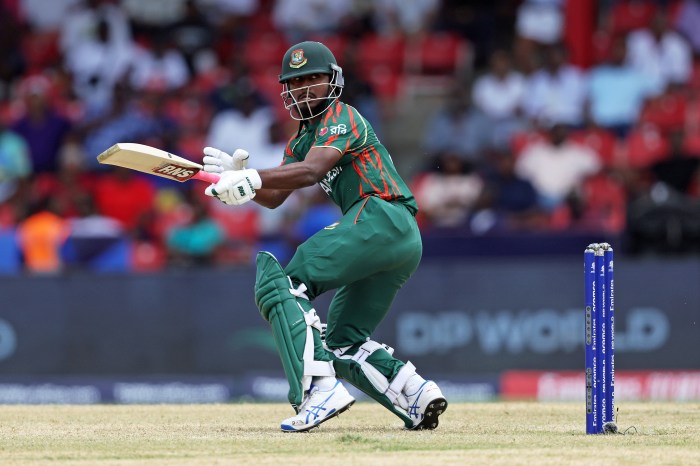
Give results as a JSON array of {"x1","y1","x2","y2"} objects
[{"x1": 205, "y1": 169, "x2": 262, "y2": 206}]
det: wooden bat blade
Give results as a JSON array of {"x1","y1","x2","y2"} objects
[{"x1": 97, "y1": 143, "x2": 219, "y2": 183}]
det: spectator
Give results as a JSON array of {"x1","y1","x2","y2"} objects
[
  {"x1": 289, "y1": 186, "x2": 340, "y2": 245},
  {"x1": 0, "y1": 119, "x2": 31, "y2": 210},
  {"x1": 515, "y1": 0, "x2": 563, "y2": 46},
  {"x1": 472, "y1": 49, "x2": 527, "y2": 150},
  {"x1": 166, "y1": 190, "x2": 225, "y2": 267},
  {"x1": 340, "y1": 66, "x2": 383, "y2": 138},
  {"x1": 31, "y1": 133, "x2": 98, "y2": 219},
  {"x1": 626, "y1": 11, "x2": 692, "y2": 90},
  {"x1": 476, "y1": 149, "x2": 544, "y2": 232},
  {"x1": 586, "y1": 37, "x2": 660, "y2": 138},
  {"x1": 205, "y1": 0, "x2": 260, "y2": 36},
  {"x1": 413, "y1": 152, "x2": 485, "y2": 228},
  {"x1": 79, "y1": 83, "x2": 158, "y2": 167},
  {"x1": 64, "y1": 17, "x2": 136, "y2": 112},
  {"x1": 60, "y1": 0, "x2": 132, "y2": 55},
  {"x1": 372, "y1": 0, "x2": 440, "y2": 36},
  {"x1": 16, "y1": 195, "x2": 69, "y2": 273},
  {"x1": 515, "y1": 123, "x2": 601, "y2": 211},
  {"x1": 121, "y1": 0, "x2": 188, "y2": 32},
  {"x1": 650, "y1": 130, "x2": 700, "y2": 196},
  {"x1": 0, "y1": 3, "x2": 25, "y2": 99},
  {"x1": 137, "y1": 88, "x2": 181, "y2": 155},
  {"x1": 513, "y1": 0, "x2": 563, "y2": 74},
  {"x1": 206, "y1": 84, "x2": 274, "y2": 161},
  {"x1": 130, "y1": 32, "x2": 190, "y2": 91},
  {"x1": 19, "y1": 0, "x2": 81, "y2": 32},
  {"x1": 11, "y1": 76, "x2": 72, "y2": 174},
  {"x1": 170, "y1": 0, "x2": 217, "y2": 75},
  {"x1": 63, "y1": 195, "x2": 125, "y2": 269},
  {"x1": 422, "y1": 84, "x2": 491, "y2": 163},
  {"x1": 251, "y1": 119, "x2": 305, "y2": 263},
  {"x1": 676, "y1": 0, "x2": 700, "y2": 54},
  {"x1": 93, "y1": 167, "x2": 155, "y2": 232},
  {"x1": 272, "y1": 0, "x2": 352, "y2": 42},
  {"x1": 522, "y1": 43, "x2": 588, "y2": 127}
]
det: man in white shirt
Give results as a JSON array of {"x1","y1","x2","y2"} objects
[
  {"x1": 472, "y1": 49, "x2": 527, "y2": 150},
  {"x1": 523, "y1": 44, "x2": 587, "y2": 127},
  {"x1": 515, "y1": 123, "x2": 601, "y2": 211},
  {"x1": 626, "y1": 12, "x2": 692, "y2": 90},
  {"x1": 206, "y1": 86, "x2": 275, "y2": 166}
]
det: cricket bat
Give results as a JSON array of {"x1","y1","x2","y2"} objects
[{"x1": 97, "y1": 143, "x2": 220, "y2": 184}]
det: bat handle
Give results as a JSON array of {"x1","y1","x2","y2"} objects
[{"x1": 194, "y1": 171, "x2": 221, "y2": 184}]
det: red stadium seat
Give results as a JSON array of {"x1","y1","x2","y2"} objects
[
  {"x1": 622, "y1": 126, "x2": 671, "y2": 168},
  {"x1": 243, "y1": 32, "x2": 290, "y2": 74},
  {"x1": 510, "y1": 131, "x2": 547, "y2": 157},
  {"x1": 682, "y1": 132, "x2": 700, "y2": 157},
  {"x1": 21, "y1": 31, "x2": 60, "y2": 72},
  {"x1": 406, "y1": 33, "x2": 471, "y2": 76},
  {"x1": 355, "y1": 34, "x2": 406, "y2": 75},
  {"x1": 607, "y1": 1, "x2": 657, "y2": 35},
  {"x1": 639, "y1": 93, "x2": 687, "y2": 133},
  {"x1": 690, "y1": 61, "x2": 700, "y2": 90},
  {"x1": 365, "y1": 66, "x2": 404, "y2": 100},
  {"x1": 308, "y1": 35, "x2": 350, "y2": 62},
  {"x1": 211, "y1": 205, "x2": 260, "y2": 244},
  {"x1": 251, "y1": 71, "x2": 283, "y2": 107},
  {"x1": 177, "y1": 132, "x2": 207, "y2": 161},
  {"x1": 570, "y1": 128, "x2": 618, "y2": 167},
  {"x1": 130, "y1": 241, "x2": 166, "y2": 273},
  {"x1": 591, "y1": 30, "x2": 614, "y2": 65},
  {"x1": 165, "y1": 94, "x2": 213, "y2": 131},
  {"x1": 580, "y1": 173, "x2": 627, "y2": 233}
]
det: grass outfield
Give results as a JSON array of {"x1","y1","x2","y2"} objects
[{"x1": 1, "y1": 402, "x2": 698, "y2": 465}]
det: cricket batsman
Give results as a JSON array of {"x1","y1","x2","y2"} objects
[{"x1": 202, "y1": 41, "x2": 447, "y2": 432}]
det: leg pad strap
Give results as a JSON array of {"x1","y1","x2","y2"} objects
[{"x1": 254, "y1": 252, "x2": 334, "y2": 409}]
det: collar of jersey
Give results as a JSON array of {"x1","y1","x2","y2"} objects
[{"x1": 301, "y1": 101, "x2": 338, "y2": 132}]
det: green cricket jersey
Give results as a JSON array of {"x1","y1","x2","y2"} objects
[{"x1": 281, "y1": 101, "x2": 418, "y2": 216}]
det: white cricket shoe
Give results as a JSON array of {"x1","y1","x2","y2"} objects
[
  {"x1": 280, "y1": 380, "x2": 355, "y2": 432},
  {"x1": 405, "y1": 380, "x2": 448, "y2": 430}
]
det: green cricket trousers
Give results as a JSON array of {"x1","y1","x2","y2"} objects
[{"x1": 284, "y1": 195, "x2": 422, "y2": 350}]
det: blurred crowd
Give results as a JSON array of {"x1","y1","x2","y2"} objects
[
  {"x1": 413, "y1": 0, "x2": 700, "y2": 256},
  {"x1": 0, "y1": 0, "x2": 699, "y2": 274}
]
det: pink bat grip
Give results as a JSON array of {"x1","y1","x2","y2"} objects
[{"x1": 194, "y1": 171, "x2": 221, "y2": 184}]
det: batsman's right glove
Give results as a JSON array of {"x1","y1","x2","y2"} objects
[{"x1": 202, "y1": 147, "x2": 249, "y2": 173}]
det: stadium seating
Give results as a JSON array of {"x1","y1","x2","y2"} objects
[
  {"x1": 20, "y1": 31, "x2": 60, "y2": 72},
  {"x1": 639, "y1": 93, "x2": 687, "y2": 133},
  {"x1": 356, "y1": 34, "x2": 406, "y2": 76},
  {"x1": 607, "y1": 1, "x2": 658, "y2": 35},
  {"x1": 405, "y1": 32, "x2": 471, "y2": 76},
  {"x1": 242, "y1": 32, "x2": 290, "y2": 74},
  {"x1": 510, "y1": 131, "x2": 547, "y2": 157},
  {"x1": 622, "y1": 126, "x2": 671, "y2": 168},
  {"x1": 570, "y1": 128, "x2": 619, "y2": 168}
]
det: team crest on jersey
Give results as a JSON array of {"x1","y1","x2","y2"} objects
[
  {"x1": 319, "y1": 127, "x2": 328, "y2": 136},
  {"x1": 289, "y1": 49, "x2": 307, "y2": 68}
]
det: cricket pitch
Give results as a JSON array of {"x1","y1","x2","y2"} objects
[{"x1": 0, "y1": 402, "x2": 698, "y2": 465}]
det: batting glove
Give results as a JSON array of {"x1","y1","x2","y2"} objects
[
  {"x1": 202, "y1": 147, "x2": 249, "y2": 173},
  {"x1": 204, "y1": 169, "x2": 262, "y2": 206}
]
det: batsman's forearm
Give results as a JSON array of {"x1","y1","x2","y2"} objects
[
  {"x1": 258, "y1": 163, "x2": 320, "y2": 190},
  {"x1": 254, "y1": 189, "x2": 293, "y2": 209}
]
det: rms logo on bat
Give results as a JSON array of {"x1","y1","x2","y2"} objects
[{"x1": 154, "y1": 163, "x2": 197, "y2": 180}]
